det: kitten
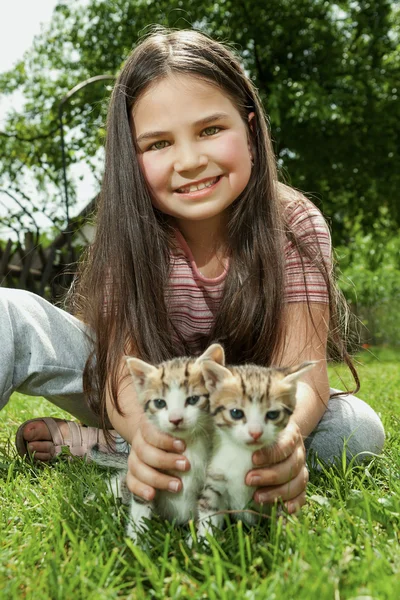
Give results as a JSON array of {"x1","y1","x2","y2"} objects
[
  {"x1": 196, "y1": 360, "x2": 315, "y2": 539},
  {"x1": 91, "y1": 343, "x2": 225, "y2": 542}
]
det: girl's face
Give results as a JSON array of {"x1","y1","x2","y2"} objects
[{"x1": 132, "y1": 74, "x2": 254, "y2": 228}]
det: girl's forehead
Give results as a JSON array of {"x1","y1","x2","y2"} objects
[{"x1": 131, "y1": 73, "x2": 241, "y2": 129}]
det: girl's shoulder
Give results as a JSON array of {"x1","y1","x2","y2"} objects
[{"x1": 277, "y1": 182, "x2": 331, "y2": 240}]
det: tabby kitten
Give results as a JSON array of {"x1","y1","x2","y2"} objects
[
  {"x1": 196, "y1": 360, "x2": 315, "y2": 538},
  {"x1": 91, "y1": 343, "x2": 224, "y2": 542}
]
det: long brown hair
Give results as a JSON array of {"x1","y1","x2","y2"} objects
[{"x1": 70, "y1": 27, "x2": 358, "y2": 429}]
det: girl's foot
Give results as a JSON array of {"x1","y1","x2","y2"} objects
[{"x1": 15, "y1": 417, "x2": 109, "y2": 461}]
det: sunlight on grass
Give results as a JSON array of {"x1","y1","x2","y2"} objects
[{"x1": 0, "y1": 348, "x2": 399, "y2": 599}]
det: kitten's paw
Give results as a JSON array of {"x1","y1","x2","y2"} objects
[
  {"x1": 108, "y1": 476, "x2": 122, "y2": 499},
  {"x1": 196, "y1": 523, "x2": 213, "y2": 546},
  {"x1": 125, "y1": 522, "x2": 143, "y2": 545}
]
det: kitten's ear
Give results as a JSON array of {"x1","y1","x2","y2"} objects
[
  {"x1": 282, "y1": 361, "x2": 317, "y2": 384},
  {"x1": 196, "y1": 343, "x2": 225, "y2": 366},
  {"x1": 125, "y1": 356, "x2": 158, "y2": 387},
  {"x1": 201, "y1": 360, "x2": 231, "y2": 393}
]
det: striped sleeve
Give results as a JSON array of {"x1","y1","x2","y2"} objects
[{"x1": 284, "y1": 199, "x2": 332, "y2": 303}]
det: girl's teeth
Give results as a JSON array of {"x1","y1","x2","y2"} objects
[{"x1": 178, "y1": 177, "x2": 218, "y2": 193}]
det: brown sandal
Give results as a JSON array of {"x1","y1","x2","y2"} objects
[{"x1": 15, "y1": 417, "x2": 111, "y2": 460}]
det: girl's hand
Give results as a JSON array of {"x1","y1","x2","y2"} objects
[
  {"x1": 245, "y1": 420, "x2": 308, "y2": 514},
  {"x1": 125, "y1": 416, "x2": 190, "y2": 501}
]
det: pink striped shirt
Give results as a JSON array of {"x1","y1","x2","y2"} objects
[{"x1": 166, "y1": 198, "x2": 331, "y2": 353}]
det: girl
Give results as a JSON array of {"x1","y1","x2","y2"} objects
[{"x1": 6, "y1": 28, "x2": 384, "y2": 514}]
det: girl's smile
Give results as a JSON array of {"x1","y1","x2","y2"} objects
[
  {"x1": 174, "y1": 174, "x2": 222, "y2": 197},
  {"x1": 132, "y1": 74, "x2": 254, "y2": 232}
]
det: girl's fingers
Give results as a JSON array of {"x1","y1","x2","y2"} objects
[
  {"x1": 252, "y1": 465, "x2": 309, "y2": 506},
  {"x1": 127, "y1": 420, "x2": 187, "y2": 501},
  {"x1": 246, "y1": 442, "x2": 305, "y2": 487},
  {"x1": 133, "y1": 425, "x2": 190, "y2": 471},
  {"x1": 127, "y1": 453, "x2": 182, "y2": 494},
  {"x1": 252, "y1": 420, "x2": 302, "y2": 466},
  {"x1": 140, "y1": 417, "x2": 186, "y2": 453},
  {"x1": 285, "y1": 491, "x2": 307, "y2": 514},
  {"x1": 133, "y1": 438, "x2": 190, "y2": 472},
  {"x1": 125, "y1": 469, "x2": 155, "y2": 502}
]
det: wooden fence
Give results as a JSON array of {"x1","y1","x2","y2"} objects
[
  {"x1": 0, "y1": 231, "x2": 80, "y2": 303},
  {"x1": 1, "y1": 198, "x2": 95, "y2": 302}
]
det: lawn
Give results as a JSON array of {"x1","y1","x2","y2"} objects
[{"x1": 0, "y1": 348, "x2": 399, "y2": 599}]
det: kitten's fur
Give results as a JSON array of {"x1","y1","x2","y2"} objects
[
  {"x1": 91, "y1": 343, "x2": 224, "y2": 541},
  {"x1": 196, "y1": 360, "x2": 315, "y2": 538}
]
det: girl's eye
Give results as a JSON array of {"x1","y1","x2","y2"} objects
[
  {"x1": 148, "y1": 140, "x2": 170, "y2": 151},
  {"x1": 230, "y1": 408, "x2": 245, "y2": 420},
  {"x1": 153, "y1": 398, "x2": 167, "y2": 409},
  {"x1": 265, "y1": 410, "x2": 280, "y2": 421},
  {"x1": 186, "y1": 395, "x2": 200, "y2": 406},
  {"x1": 202, "y1": 126, "x2": 221, "y2": 136}
]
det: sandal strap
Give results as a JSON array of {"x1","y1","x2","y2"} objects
[
  {"x1": 41, "y1": 417, "x2": 66, "y2": 448},
  {"x1": 16, "y1": 417, "x2": 113, "y2": 460},
  {"x1": 67, "y1": 421, "x2": 101, "y2": 457}
]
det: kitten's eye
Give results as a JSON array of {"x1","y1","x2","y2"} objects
[
  {"x1": 186, "y1": 395, "x2": 200, "y2": 406},
  {"x1": 153, "y1": 398, "x2": 167, "y2": 409},
  {"x1": 265, "y1": 410, "x2": 280, "y2": 421},
  {"x1": 230, "y1": 408, "x2": 245, "y2": 420}
]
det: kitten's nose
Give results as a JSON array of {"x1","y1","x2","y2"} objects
[
  {"x1": 169, "y1": 417, "x2": 183, "y2": 426},
  {"x1": 249, "y1": 430, "x2": 262, "y2": 441}
]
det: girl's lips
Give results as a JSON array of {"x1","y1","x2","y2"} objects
[{"x1": 173, "y1": 175, "x2": 222, "y2": 198}]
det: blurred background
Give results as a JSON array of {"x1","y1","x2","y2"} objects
[{"x1": 0, "y1": 0, "x2": 399, "y2": 347}]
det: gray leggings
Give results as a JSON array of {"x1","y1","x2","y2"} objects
[{"x1": 0, "y1": 288, "x2": 385, "y2": 464}]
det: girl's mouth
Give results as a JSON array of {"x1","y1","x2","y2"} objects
[{"x1": 174, "y1": 175, "x2": 222, "y2": 197}]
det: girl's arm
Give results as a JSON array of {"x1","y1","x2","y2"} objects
[
  {"x1": 246, "y1": 302, "x2": 330, "y2": 513},
  {"x1": 105, "y1": 359, "x2": 190, "y2": 501},
  {"x1": 278, "y1": 302, "x2": 330, "y2": 436}
]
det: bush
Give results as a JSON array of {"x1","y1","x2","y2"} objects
[{"x1": 336, "y1": 228, "x2": 400, "y2": 346}]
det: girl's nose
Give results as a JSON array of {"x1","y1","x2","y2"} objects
[{"x1": 174, "y1": 144, "x2": 208, "y2": 172}]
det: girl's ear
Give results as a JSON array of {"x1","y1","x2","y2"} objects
[
  {"x1": 201, "y1": 360, "x2": 232, "y2": 393},
  {"x1": 196, "y1": 343, "x2": 225, "y2": 366},
  {"x1": 125, "y1": 356, "x2": 158, "y2": 387},
  {"x1": 282, "y1": 361, "x2": 317, "y2": 385}
]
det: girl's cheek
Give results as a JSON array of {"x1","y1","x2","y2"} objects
[
  {"x1": 138, "y1": 154, "x2": 168, "y2": 191},
  {"x1": 214, "y1": 130, "x2": 252, "y2": 163}
]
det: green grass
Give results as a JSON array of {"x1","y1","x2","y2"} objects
[{"x1": 1, "y1": 348, "x2": 399, "y2": 599}]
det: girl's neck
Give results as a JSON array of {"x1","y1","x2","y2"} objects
[
  {"x1": 174, "y1": 214, "x2": 228, "y2": 254},
  {"x1": 173, "y1": 215, "x2": 229, "y2": 278}
]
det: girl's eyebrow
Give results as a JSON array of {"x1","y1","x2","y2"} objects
[{"x1": 136, "y1": 112, "x2": 230, "y2": 143}]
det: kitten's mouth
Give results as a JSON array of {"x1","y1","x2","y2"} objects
[{"x1": 170, "y1": 424, "x2": 186, "y2": 432}]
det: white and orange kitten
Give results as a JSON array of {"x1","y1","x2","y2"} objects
[
  {"x1": 91, "y1": 343, "x2": 224, "y2": 542},
  {"x1": 196, "y1": 360, "x2": 315, "y2": 539}
]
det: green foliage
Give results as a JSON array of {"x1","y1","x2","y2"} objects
[
  {"x1": 0, "y1": 0, "x2": 399, "y2": 243},
  {"x1": 0, "y1": 350, "x2": 399, "y2": 598},
  {"x1": 336, "y1": 214, "x2": 400, "y2": 345}
]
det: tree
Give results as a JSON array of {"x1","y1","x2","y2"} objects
[{"x1": 0, "y1": 0, "x2": 399, "y2": 245}]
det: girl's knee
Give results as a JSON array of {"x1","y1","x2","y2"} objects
[{"x1": 306, "y1": 394, "x2": 385, "y2": 465}]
